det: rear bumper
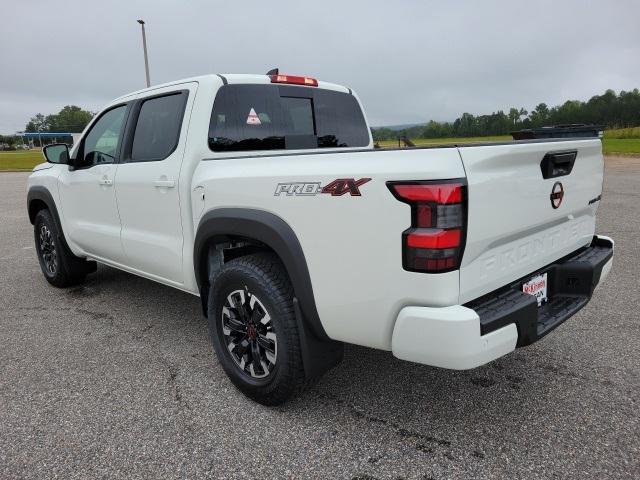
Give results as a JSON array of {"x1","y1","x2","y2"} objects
[{"x1": 391, "y1": 235, "x2": 614, "y2": 370}]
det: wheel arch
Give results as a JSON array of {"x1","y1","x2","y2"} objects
[
  {"x1": 27, "y1": 186, "x2": 55, "y2": 225},
  {"x1": 193, "y1": 208, "x2": 329, "y2": 341},
  {"x1": 27, "y1": 185, "x2": 76, "y2": 255}
]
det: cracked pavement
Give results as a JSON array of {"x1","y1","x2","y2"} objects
[{"x1": 1, "y1": 157, "x2": 639, "y2": 479}]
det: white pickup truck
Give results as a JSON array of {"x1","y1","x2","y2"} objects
[{"x1": 27, "y1": 72, "x2": 614, "y2": 405}]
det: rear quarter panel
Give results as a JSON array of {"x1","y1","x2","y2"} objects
[{"x1": 193, "y1": 148, "x2": 466, "y2": 349}]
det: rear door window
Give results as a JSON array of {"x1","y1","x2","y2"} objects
[
  {"x1": 208, "y1": 84, "x2": 369, "y2": 152},
  {"x1": 130, "y1": 92, "x2": 188, "y2": 162}
]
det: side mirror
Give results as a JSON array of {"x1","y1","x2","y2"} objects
[{"x1": 43, "y1": 143, "x2": 70, "y2": 164}]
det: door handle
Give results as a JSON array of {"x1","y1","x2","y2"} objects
[
  {"x1": 154, "y1": 179, "x2": 175, "y2": 188},
  {"x1": 99, "y1": 177, "x2": 113, "y2": 186}
]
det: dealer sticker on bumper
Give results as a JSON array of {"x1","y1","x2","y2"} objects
[{"x1": 523, "y1": 272, "x2": 548, "y2": 306}]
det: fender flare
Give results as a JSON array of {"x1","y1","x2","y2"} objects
[
  {"x1": 193, "y1": 207, "x2": 329, "y2": 341},
  {"x1": 27, "y1": 185, "x2": 57, "y2": 223},
  {"x1": 27, "y1": 186, "x2": 74, "y2": 253}
]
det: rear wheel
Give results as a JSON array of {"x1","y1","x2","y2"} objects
[
  {"x1": 34, "y1": 209, "x2": 95, "y2": 288},
  {"x1": 208, "y1": 253, "x2": 306, "y2": 405}
]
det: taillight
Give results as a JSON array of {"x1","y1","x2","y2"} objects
[
  {"x1": 269, "y1": 74, "x2": 318, "y2": 87},
  {"x1": 388, "y1": 180, "x2": 467, "y2": 273}
]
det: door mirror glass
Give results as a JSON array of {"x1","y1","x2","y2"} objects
[{"x1": 43, "y1": 144, "x2": 70, "y2": 164}]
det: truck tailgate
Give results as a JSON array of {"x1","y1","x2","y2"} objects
[{"x1": 458, "y1": 139, "x2": 603, "y2": 303}]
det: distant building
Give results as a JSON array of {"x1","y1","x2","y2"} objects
[{"x1": 17, "y1": 132, "x2": 82, "y2": 148}]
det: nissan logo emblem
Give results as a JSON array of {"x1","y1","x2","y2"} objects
[{"x1": 550, "y1": 181, "x2": 564, "y2": 209}]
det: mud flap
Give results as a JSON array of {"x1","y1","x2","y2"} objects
[{"x1": 293, "y1": 298, "x2": 344, "y2": 379}]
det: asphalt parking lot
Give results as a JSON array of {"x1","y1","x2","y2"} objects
[{"x1": 1, "y1": 157, "x2": 639, "y2": 480}]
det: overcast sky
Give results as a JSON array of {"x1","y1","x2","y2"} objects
[{"x1": 1, "y1": 0, "x2": 639, "y2": 132}]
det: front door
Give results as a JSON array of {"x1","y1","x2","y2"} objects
[
  {"x1": 58, "y1": 104, "x2": 129, "y2": 262},
  {"x1": 114, "y1": 85, "x2": 195, "y2": 284}
]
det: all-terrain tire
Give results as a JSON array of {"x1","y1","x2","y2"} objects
[
  {"x1": 208, "y1": 253, "x2": 306, "y2": 406},
  {"x1": 33, "y1": 209, "x2": 95, "y2": 288}
]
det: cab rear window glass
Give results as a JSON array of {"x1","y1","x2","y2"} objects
[{"x1": 208, "y1": 84, "x2": 369, "y2": 152}]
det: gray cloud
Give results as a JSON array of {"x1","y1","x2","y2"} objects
[{"x1": 1, "y1": 0, "x2": 639, "y2": 132}]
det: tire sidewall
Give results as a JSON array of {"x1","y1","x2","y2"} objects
[
  {"x1": 208, "y1": 264, "x2": 294, "y2": 396},
  {"x1": 34, "y1": 210, "x2": 60, "y2": 281}
]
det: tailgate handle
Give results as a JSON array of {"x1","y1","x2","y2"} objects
[{"x1": 540, "y1": 151, "x2": 577, "y2": 179}]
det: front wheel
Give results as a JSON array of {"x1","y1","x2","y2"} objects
[
  {"x1": 208, "y1": 253, "x2": 306, "y2": 406},
  {"x1": 34, "y1": 209, "x2": 94, "y2": 288}
]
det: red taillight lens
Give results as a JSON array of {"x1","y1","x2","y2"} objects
[
  {"x1": 406, "y1": 229, "x2": 461, "y2": 249},
  {"x1": 388, "y1": 180, "x2": 467, "y2": 273},
  {"x1": 392, "y1": 184, "x2": 462, "y2": 204},
  {"x1": 269, "y1": 74, "x2": 318, "y2": 87}
]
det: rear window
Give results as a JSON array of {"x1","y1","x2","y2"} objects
[{"x1": 208, "y1": 84, "x2": 370, "y2": 152}]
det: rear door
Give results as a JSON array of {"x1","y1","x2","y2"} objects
[
  {"x1": 458, "y1": 139, "x2": 603, "y2": 303},
  {"x1": 114, "y1": 83, "x2": 196, "y2": 284}
]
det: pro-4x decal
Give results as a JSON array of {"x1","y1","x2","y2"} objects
[
  {"x1": 321, "y1": 178, "x2": 371, "y2": 196},
  {"x1": 274, "y1": 178, "x2": 371, "y2": 197}
]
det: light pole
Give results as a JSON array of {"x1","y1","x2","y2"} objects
[{"x1": 137, "y1": 19, "x2": 151, "y2": 87}]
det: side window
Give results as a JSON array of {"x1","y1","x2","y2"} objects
[
  {"x1": 130, "y1": 92, "x2": 187, "y2": 162},
  {"x1": 79, "y1": 105, "x2": 127, "y2": 168}
]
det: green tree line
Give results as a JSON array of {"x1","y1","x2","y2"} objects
[
  {"x1": 25, "y1": 105, "x2": 94, "y2": 133},
  {"x1": 19, "y1": 88, "x2": 640, "y2": 141},
  {"x1": 372, "y1": 88, "x2": 640, "y2": 141}
]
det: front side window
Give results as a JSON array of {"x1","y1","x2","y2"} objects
[
  {"x1": 208, "y1": 84, "x2": 370, "y2": 152},
  {"x1": 79, "y1": 105, "x2": 127, "y2": 167},
  {"x1": 130, "y1": 92, "x2": 187, "y2": 162}
]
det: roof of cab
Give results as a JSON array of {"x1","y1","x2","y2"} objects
[{"x1": 113, "y1": 73, "x2": 350, "y2": 102}]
